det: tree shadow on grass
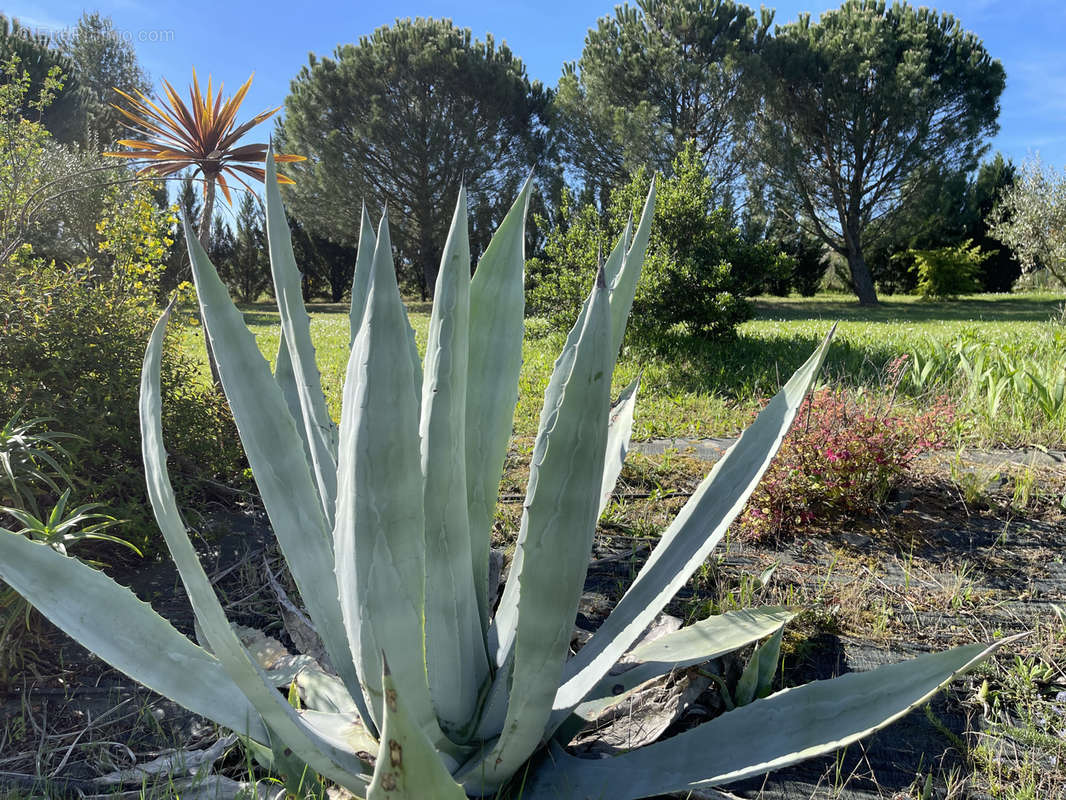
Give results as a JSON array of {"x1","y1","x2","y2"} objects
[
  {"x1": 236, "y1": 300, "x2": 352, "y2": 328},
  {"x1": 237, "y1": 299, "x2": 431, "y2": 328},
  {"x1": 637, "y1": 293, "x2": 1065, "y2": 402},
  {"x1": 756, "y1": 294, "x2": 1065, "y2": 323},
  {"x1": 637, "y1": 329, "x2": 906, "y2": 401}
]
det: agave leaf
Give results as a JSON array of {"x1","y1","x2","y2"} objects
[
  {"x1": 551, "y1": 607, "x2": 797, "y2": 747},
  {"x1": 467, "y1": 269, "x2": 613, "y2": 788},
  {"x1": 274, "y1": 332, "x2": 313, "y2": 467},
  {"x1": 552, "y1": 330, "x2": 834, "y2": 721},
  {"x1": 490, "y1": 283, "x2": 594, "y2": 664},
  {"x1": 602, "y1": 215, "x2": 633, "y2": 290},
  {"x1": 333, "y1": 213, "x2": 442, "y2": 748},
  {"x1": 608, "y1": 179, "x2": 656, "y2": 363},
  {"x1": 352, "y1": 203, "x2": 421, "y2": 416},
  {"x1": 420, "y1": 187, "x2": 489, "y2": 733},
  {"x1": 466, "y1": 175, "x2": 533, "y2": 632},
  {"x1": 299, "y1": 708, "x2": 379, "y2": 755},
  {"x1": 349, "y1": 203, "x2": 376, "y2": 349},
  {"x1": 0, "y1": 531, "x2": 267, "y2": 742},
  {"x1": 581, "y1": 607, "x2": 796, "y2": 717},
  {"x1": 526, "y1": 638, "x2": 1013, "y2": 800},
  {"x1": 756, "y1": 624, "x2": 784, "y2": 695},
  {"x1": 297, "y1": 667, "x2": 361, "y2": 715},
  {"x1": 472, "y1": 647, "x2": 514, "y2": 741},
  {"x1": 184, "y1": 218, "x2": 371, "y2": 731},
  {"x1": 734, "y1": 624, "x2": 784, "y2": 707},
  {"x1": 264, "y1": 149, "x2": 339, "y2": 523},
  {"x1": 367, "y1": 663, "x2": 467, "y2": 800},
  {"x1": 599, "y1": 375, "x2": 640, "y2": 518},
  {"x1": 140, "y1": 299, "x2": 371, "y2": 791},
  {"x1": 274, "y1": 332, "x2": 301, "y2": 427}
]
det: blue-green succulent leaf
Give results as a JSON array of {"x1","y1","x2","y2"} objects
[
  {"x1": 333, "y1": 213, "x2": 448, "y2": 753},
  {"x1": 466, "y1": 176, "x2": 533, "y2": 632},
  {"x1": 420, "y1": 187, "x2": 490, "y2": 733},
  {"x1": 576, "y1": 607, "x2": 797, "y2": 722},
  {"x1": 367, "y1": 663, "x2": 467, "y2": 800},
  {"x1": 0, "y1": 529, "x2": 267, "y2": 742},
  {"x1": 525, "y1": 638, "x2": 1012, "y2": 799},
  {"x1": 264, "y1": 148, "x2": 338, "y2": 523},
  {"x1": 184, "y1": 217, "x2": 370, "y2": 730},
  {"x1": 551, "y1": 329, "x2": 834, "y2": 722},
  {"x1": 599, "y1": 375, "x2": 640, "y2": 518},
  {"x1": 349, "y1": 203, "x2": 376, "y2": 349},
  {"x1": 465, "y1": 268, "x2": 612, "y2": 789},
  {"x1": 142, "y1": 296, "x2": 372, "y2": 791},
  {"x1": 735, "y1": 624, "x2": 785, "y2": 707},
  {"x1": 608, "y1": 179, "x2": 656, "y2": 362}
]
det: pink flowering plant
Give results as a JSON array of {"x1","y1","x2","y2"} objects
[{"x1": 739, "y1": 372, "x2": 956, "y2": 542}]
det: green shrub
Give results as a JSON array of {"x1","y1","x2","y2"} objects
[
  {"x1": 527, "y1": 142, "x2": 786, "y2": 340},
  {"x1": 0, "y1": 261, "x2": 244, "y2": 554},
  {"x1": 908, "y1": 239, "x2": 987, "y2": 300},
  {"x1": 526, "y1": 190, "x2": 605, "y2": 329},
  {"x1": 622, "y1": 151, "x2": 786, "y2": 338}
]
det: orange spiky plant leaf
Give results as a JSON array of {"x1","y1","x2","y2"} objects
[
  {"x1": 106, "y1": 69, "x2": 304, "y2": 385},
  {"x1": 105, "y1": 69, "x2": 304, "y2": 248}
]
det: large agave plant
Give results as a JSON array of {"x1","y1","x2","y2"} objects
[{"x1": 0, "y1": 153, "x2": 1009, "y2": 799}]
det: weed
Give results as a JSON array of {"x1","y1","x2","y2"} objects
[{"x1": 1009, "y1": 468, "x2": 1040, "y2": 511}]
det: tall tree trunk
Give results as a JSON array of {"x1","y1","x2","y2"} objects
[
  {"x1": 418, "y1": 206, "x2": 437, "y2": 300},
  {"x1": 330, "y1": 266, "x2": 345, "y2": 303},
  {"x1": 197, "y1": 178, "x2": 222, "y2": 386},
  {"x1": 843, "y1": 216, "x2": 879, "y2": 306},
  {"x1": 846, "y1": 248, "x2": 879, "y2": 306}
]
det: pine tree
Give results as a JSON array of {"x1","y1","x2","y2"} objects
[
  {"x1": 279, "y1": 18, "x2": 547, "y2": 297},
  {"x1": 555, "y1": 0, "x2": 770, "y2": 197},
  {"x1": 220, "y1": 192, "x2": 269, "y2": 304},
  {"x1": 756, "y1": 0, "x2": 1005, "y2": 305}
]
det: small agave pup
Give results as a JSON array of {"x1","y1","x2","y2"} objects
[{"x1": 0, "y1": 150, "x2": 1012, "y2": 799}]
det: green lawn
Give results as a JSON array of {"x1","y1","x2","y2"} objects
[{"x1": 177, "y1": 291, "x2": 1066, "y2": 447}]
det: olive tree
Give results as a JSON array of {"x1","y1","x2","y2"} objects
[{"x1": 988, "y1": 156, "x2": 1066, "y2": 289}]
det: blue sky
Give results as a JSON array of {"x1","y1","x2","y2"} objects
[{"x1": 7, "y1": 0, "x2": 1065, "y2": 171}]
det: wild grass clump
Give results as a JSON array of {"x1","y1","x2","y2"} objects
[{"x1": 906, "y1": 330, "x2": 1066, "y2": 444}]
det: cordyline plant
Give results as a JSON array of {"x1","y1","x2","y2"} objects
[
  {"x1": 105, "y1": 69, "x2": 304, "y2": 386},
  {"x1": 105, "y1": 69, "x2": 304, "y2": 248},
  {"x1": 0, "y1": 152, "x2": 1011, "y2": 799}
]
